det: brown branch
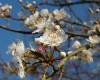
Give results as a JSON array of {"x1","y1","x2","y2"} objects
[
  {"x1": 60, "y1": 19, "x2": 90, "y2": 28},
  {"x1": 38, "y1": 1, "x2": 100, "y2": 7},
  {"x1": 5, "y1": 15, "x2": 25, "y2": 21},
  {"x1": 0, "y1": 25, "x2": 89, "y2": 37},
  {"x1": 0, "y1": 25, "x2": 32, "y2": 34},
  {"x1": 65, "y1": 31, "x2": 88, "y2": 38}
]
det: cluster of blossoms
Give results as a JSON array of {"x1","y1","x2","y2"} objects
[
  {"x1": 0, "y1": 4, "x2": 12, "y2": 17},
  {"x1": 24, "y1": 8, "x2": 69, "y2": 46},
  {"x1": 24, "y1": 8, "x2": 69, "y2": 31},
  {"x1": 7, "y1": 6, "x2": 100, "y2": 79},
  {"x1": 59, "y1": 40, "x2": 93, "y2": 67},
  {"x1": 71, "y1": 41, "x2": 93, "y2": 62},
  {"x1": 7, "y1": 8, "x2": 70, "y2": 78},
  {"x1": 87, "y1": 23, "x2": 100, "y2": 44}
]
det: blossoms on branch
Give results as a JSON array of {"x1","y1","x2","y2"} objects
[
  {"x1": 24, "y1": 11, "x2": 39, "y2": 29},
  {"x1": 67, "y1": 44, "x2": 93, "y2": 63},
  {"x1": 87, "y1": 23, "x2": 100, "y2": 44},
  {"x1": 79, "y1": 50, "x2": 93, "y2": 63},
  {"x1": 70, "y1": 50, "x2": 93, "y2": 63},
  {"x1": 0, "y1": 4, "x2": 12, "y2": 17},
  {"x1": 88, "y1": 35, "x2": 100, "y2": 44},
  {"x1": 24, "y1": 8, "x2": 70, "y2": 33},
  {"x1": 35, "y1": 25, "x2": 67, "y2": 46},
  {"x1": 53, "y1": 8, "x2": 70, "y2": 20}
]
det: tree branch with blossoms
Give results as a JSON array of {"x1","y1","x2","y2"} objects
[{"x1": 0, "y1": 0, "x2": 100, "y2": 80}]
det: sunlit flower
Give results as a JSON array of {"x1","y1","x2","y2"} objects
[
  {"x1": 32, "y1": 18, "x2": 48, "y2": 33},
  {"x1": 8, "y1": 40, "x2": 25, "y2": 57},
  {"x1": 24, "y1": 11, "x2": 39, "y2": 29},
  {"x1": 53, "y1": 8, "x2": 69, "y2": 20},
  {"x1": 35, "y1": 25, "x2": 67, "y2": 46},
  {"x1": 72, "y1": 41, "x2": 81, "y2": 49},
  {"x1": 0, "y1": 4, "x2": 12, "y2": 17},
  {"x1": 25, "y1": 8, "x2": 69, "y2": 33},
  {"x1": 79, "y1": 50, "x2": 93, "y2": 63},
  {"x1": 1, "y1": 4, "x2": 12, "y2": 10},
  {"x1": 25, "y1": 11, "x2": 52, "y2": 33},
  {"x1": 26, "y1": 3, "x2": 32, "y2": 8},
  {"x1": 88, "y1": 35, "x2": 100, "y2": 44}
]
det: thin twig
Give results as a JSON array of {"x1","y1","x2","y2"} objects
[{"x1": 38, "y1": 1, "x2": 100, "y2": 7}]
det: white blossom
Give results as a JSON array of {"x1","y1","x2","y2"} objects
[
  {"x1": 35, "y1": 25, "x2": 67, "y2": 46},
  {"x1": 32, "y1": 18, "x2": 48, "y2": 33},
  {"x1": 53, "y1": 8, "x2": 69, "y2": 20},
  {"x1": 26, "y1": 3, "x2": 32, "y2": 8},
  {"x1": 88, "y1": 35, "x2": 100, "y2": 44},
  {"x1": 72, "y1": 41, "x2": 81, "y2": 49},
  {"x1": 25, "y1": 11, "x2": 43, "y2": 29},
  {"x1": 25, "y1": 11, "x2": 39, "y2": 25},
  {"x1": 1, "y1": 4, "x2": 12, "y2": 10},
  {"x1": 79, "y1": 50, "x2": 93, "y2": 63},
  {"x1": 8, "y1": 40, "x2": 25, "y2": 57},
  {"x1": 0, "y1": 4, "x2": 12, "y2": 17}
]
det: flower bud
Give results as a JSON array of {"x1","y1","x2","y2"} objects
[{"x1": 60, "y1": 51, "x2": 66, "y2": 57}]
